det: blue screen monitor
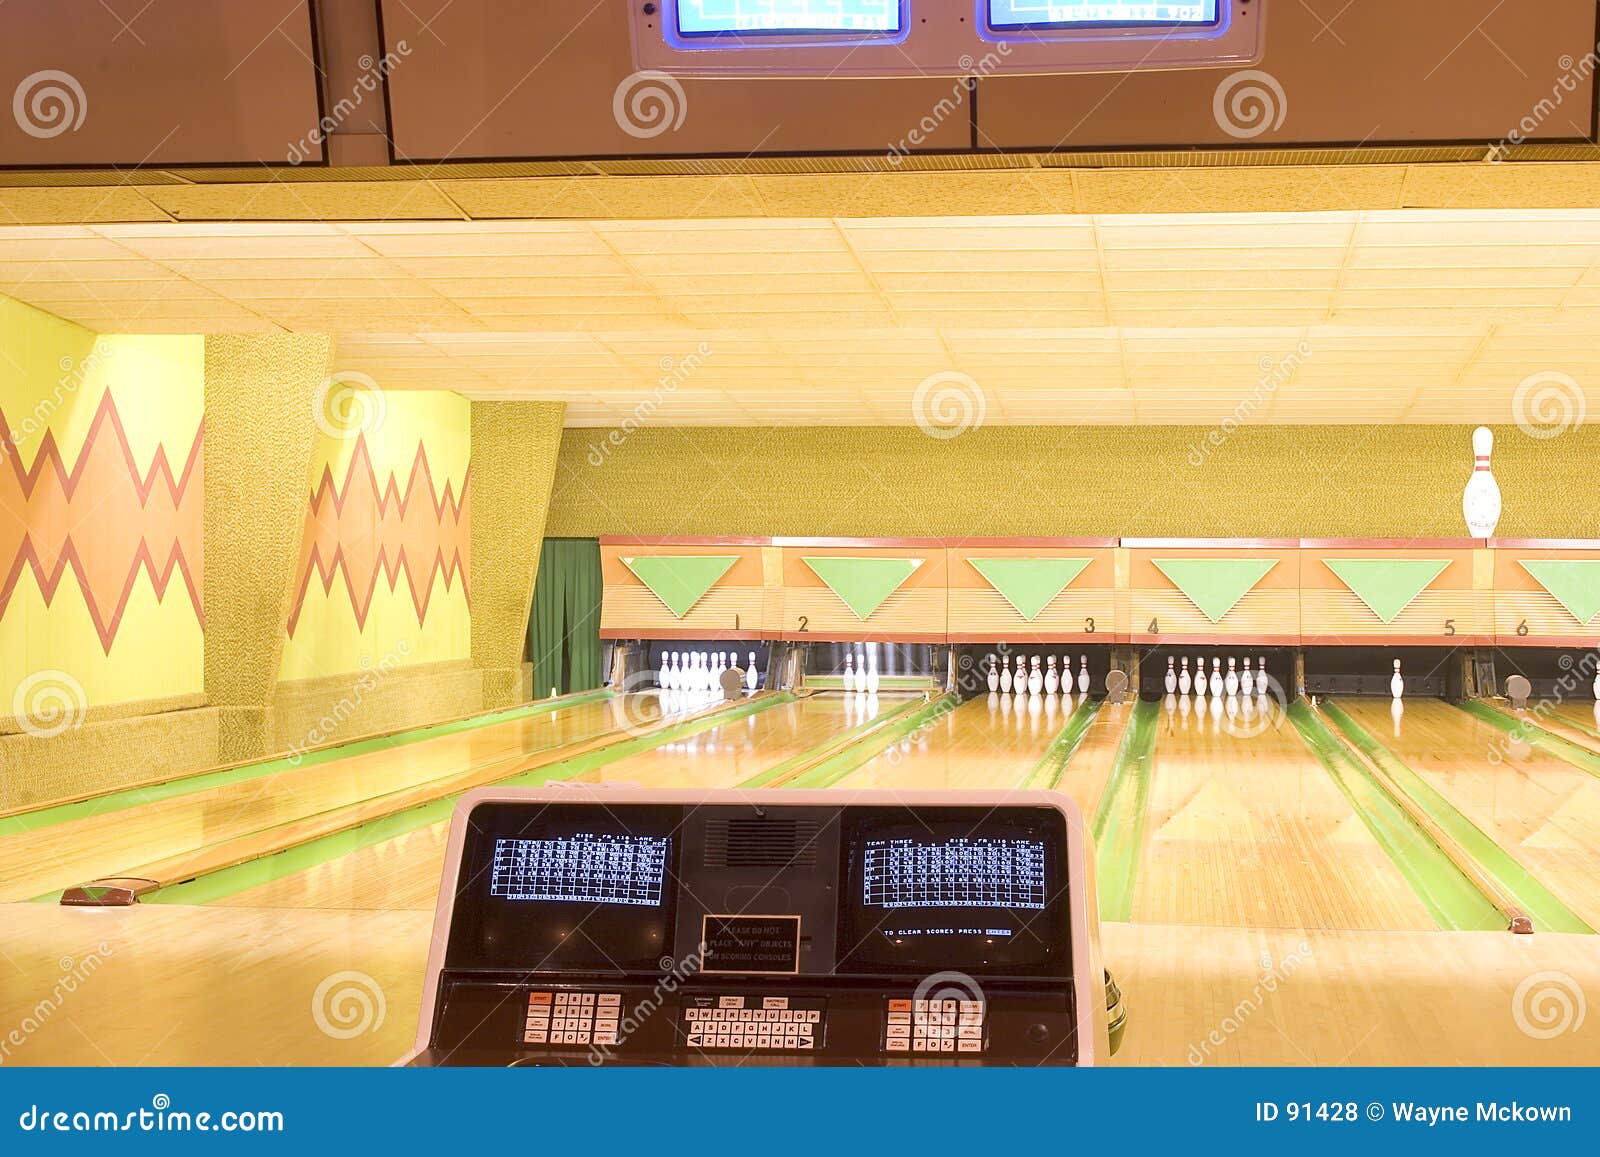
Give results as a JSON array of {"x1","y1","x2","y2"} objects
[
  {"x1": 988, "y1": 1, "x2": 1221, "y2": 29},
  {"x1": 676, "y1": 0, "x2": 903, "y2": 37}
]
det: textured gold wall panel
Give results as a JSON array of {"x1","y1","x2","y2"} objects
[
  {"x1": 0, "y1": 708, "x2": 220, "y2": 811},
  {"x1": 469, "y1": 401, "x2": 567, "y2": 708},
  {"x1": 203, "y1": 333, "x2": 333, "y2": 761},
  {"x1": 270, "y1": 662, "x2": 484, "y2": 755},
  {"x1": 547, "y1": 425, "x2": 1600, "y2": 540}
]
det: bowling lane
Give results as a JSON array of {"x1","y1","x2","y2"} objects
[
  {"x1": 1130, "y1": 698, "x2": 1438, "y2": 931},
  {"x1": 1053, "y1": 699, "x2": 1134, "y2": 818},
  {"x1": 0, "y1": 694, "x2": 665, "y2": 904},
  {"x1": 1338, "y1": 697, "x2": 1600, "y2": 930},
  {"x1": 829, "y1": 692, "x2": 1070, "y2": 791},
  {"x1": 217, "y1": 692, "x2": 885, "y2": 910}
]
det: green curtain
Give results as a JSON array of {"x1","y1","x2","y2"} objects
[{"x1": 527, "y1": 538, "x2": 603, "y2": 697}]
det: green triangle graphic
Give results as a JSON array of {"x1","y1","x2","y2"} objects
[
  {"x1": 1152, "y1": 558, "x2": 1279, "y2": 623},
  {"x1": 622, "y1": 555, "x2": 739, "y2": 619},
  {"x1": 969, "y1": 557, "x2": 1092, "y2": 621},
  {"x1": 1520, "y1": 559, "x2": 1600, "y2": 624},
  {"x1": 1324, "y1": 558, "x2": 1451, "y2": 623},
  {"x1": 802, "y1": 556, "x2": 922, "y2": 621}
]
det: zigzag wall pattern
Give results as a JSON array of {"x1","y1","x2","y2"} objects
[
  {"x1": 287, "y1": 436, "x2": 470, "y2": 637},
  {"x1": 0, "y1": 390, "x2": 204, "y2": 653}
]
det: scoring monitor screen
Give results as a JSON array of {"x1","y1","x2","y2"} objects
[
  {"x1": 676, "y1": 0, "x2": 903, "y2": 36},
  {"x1": 841, "y1": 809, "x2": 1067, "y2": 974},
  {"x1": 490, "y1": 834, "x2": 667, "y2": 906},
  {"x1": 987, "y1": 1, "x2": 1221, "y2": 29}
]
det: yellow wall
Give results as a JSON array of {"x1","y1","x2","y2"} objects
[
  {"x1": 1, "y1": 296, "x2": 204, "y2": 716},
  {"x1": 547, "y1": 424, "x2": 1600, "y2": 540},
  {"x1": 279, "y1": 390, "x2": 471, "y2": 682}
]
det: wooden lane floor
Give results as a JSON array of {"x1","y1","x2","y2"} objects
[
  {"x1": 215, "y1": 692, "x2": 904, "y2": 911},
  {"x1": 829, "y1": 693, "x2": 1090, "y2": 792},
  {"x1": 1129, "y1": 697, "x2": 1439, "y2": 932},
  {"x1": 5, "y1": 902, "x2": 1598, "y2": 1065},
  {"x1": 1336, "y1": 696, "x2": 1600, "y2": 931},
  {"x1": 0, "y1": 694, "x2": 677, "y2": 904}
]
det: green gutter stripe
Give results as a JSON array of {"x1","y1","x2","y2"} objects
[
  {"x1": 780, "y1": 696, "x2": 959, "y2": 791},
  {"x1": 1459, "y1": 700, "x2": 1600, "y2": 781},
  {"x1": 1021, "y1": 697, "x2": 1102, "y2": 790},
  {"x1": 737, "y1": 696, "x2": 925, "y2": 789},
  {"x1": 1, "y1": 689, "x2": 614, "y2": 838},
  {"x1": 1324, "y1": 700, "x2": 1592, "y2": 934},
  {"x1": 1290, "y1": 703, "x2": 1502, "y2": 932},
  {"x1": 140, "y1": 693, "x2": 792, "y2": 907},
  {"x1": 1089, "y1": 698, "x2": 1160, "y2": 922}
]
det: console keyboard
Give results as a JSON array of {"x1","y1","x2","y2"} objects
[
  {"x1": 883, "y1": 997, "x2": 987, "y2": 1054},
  {"x1": 681, "y1": 994, "x2": 825, "y2": 1051},
  {"x1": 522, "y1": 989, "x2": 623, "y2": 1046}
]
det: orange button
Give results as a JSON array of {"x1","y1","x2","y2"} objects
[
  {"x1": 529, "y1": 992, "x2": 553, "y2": 1005},
  {"x1": 888, "y1": 1000, "x2": 912, "y2": 1012}
]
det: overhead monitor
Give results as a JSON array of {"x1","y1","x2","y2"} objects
[{"x1": 631, "y1": 0, "x2": 1262, "y2": 77}]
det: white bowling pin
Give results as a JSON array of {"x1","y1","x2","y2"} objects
[
  {"x1": 1000, "y1": 655, "x2": 1014, "y2": 694},
  {"x1": 1593, "y1": 662, "x2": 1599, "y2": 701},
  {"x1": 658, "y1": 652, "x2": 670, "y2": 689},
  {"x1": 1044, "y1": 655, "x2": 1060, "y2": 695},
  {"x1": 1257, "y1": 657, "x2": 1269, "y2": 697},
  {"x1": 1194, "y1": 660, "x2": 1208, "y2": 697},
  {"x1": 1211, "y1": 658, "x2": 1223, "y2": 698},
  {"x1": 746, "y1": 652, "x2": 758, "y2": 692},
  {"x1": 1164, "y1": 656, "x2": 1177, "y2": 695},
  {"x1": 668, "y1": 652, "x2": 681, "y2": 690},
  {"x1": 1224, "y1": 657, "x2": 1239, "y2": 697},
  {"x1": 865, "y1": 650, "x2": 881, "y2": 694},
  {"x1": 1240, "y1": 657, "x2": 1254, "y2": 698},
  {"x1": 1077, "y1": 654, "x2": 1090, "y2": 695},
  {"x1": 1027, "y1": 656, "x2": 1044, "y2": 696},
  {"x1": 842, "y1": 654, "x2": 856, "y2": 692},
  {"x1": 1178, "y1": 657, "x2": 1192, "y2": 696},
  {"x1": 1390, "y1": 659, "x2": 1404, "y2": 699},
  {"x1": 1462, "y1": 425, "x2": 1502, "y2": 539},
  {"x1": 985, "y1": 654, "x2": 999, "y2": 693}
]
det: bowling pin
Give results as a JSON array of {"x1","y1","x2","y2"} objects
[
  {"x1": 1027, "y1": 656, "x2": 1044, "y2": 696},
  {"x1": 1044, "y1": 655, "x2": 1060, "y2": 695},
  {"x1": 1164, "y1": 656, "x2": 1177, "y2": 695},
  {"x1": 1211, "y1": 657, "x2": 1223, "y2": 698},
  {"x1": 843, "y1": 654, "x2": 856, "y2": 692},
  {"x1": 985, "y1": 653, "x2": 999, "y2": 693},
  {"x1": 1462, "y1": 425, "x2": 1502, "y2": 539},
  {"x1": 1240, "y1": 657, "x2": 1254, "y2": 698},
  {"x1": 668, "y1": 652, "x2": 681, "y2": 690},
  {"x1": 1224, "y1": 657, "x2": 1239, "y2": 697},
  {"x1": 1390, "y1": 659, "x2": 1404, "y2": 699},
  {"x1": 1194, "y1": 659, "x2": 1208, "y2": 697},
  {"x1": 1077, "y1": 654, "x2": 1090, "y2": 695},
  {"x1": 1593, "y1": 662, "x2": 1599, "y2": 701},
  {"x1": 1178, "y1": 657, "x2": 1192, "y2": 696},
  {"x1": 1257, "y1": 657, "x2": 1269, "y2": 697},
  {"x1": 746, "y1": 652, "x2": 758, "y2": 692},
  {"x1": 865, "y1": 650, "x2": 881, "y2": 694},
  {"x1": 658, "y1": 652, "x2": 670, "y2": 690},
  {"x1": 1000, "y1": 655, "x2": 1014, "y2": 694}
]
